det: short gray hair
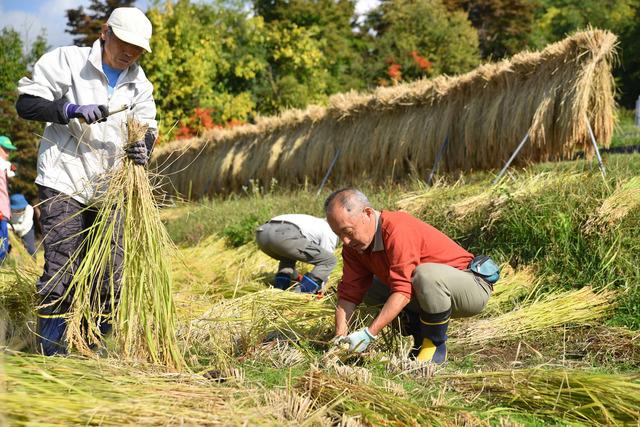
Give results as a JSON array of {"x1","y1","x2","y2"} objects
[{"x1": 324, "y1": 187, "x2": 371, "y2": 215}]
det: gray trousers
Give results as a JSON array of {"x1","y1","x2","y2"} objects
[
  {"x1": 363, "y1": 263, "x2": 492, "y2": 318},
  {"x1": 36, "y1": 185, "x2": 124, "y2": 316},
  {"x1": 255, "y1": 221, "x2": 336, "y2": 283}
]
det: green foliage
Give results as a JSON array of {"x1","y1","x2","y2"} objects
[
  {"x1": 65, "y1": 0, "x2": 136, "y2": 46},
  {"x1": 143, "y1": 0, "x2": 331, "y2": 136},
  {"x1": 0, "y1": 28, "x2": 48, "y2": 201},
  {"x1": 253, "y1": 0, "x2": 367, "y2": 93},
  {"x1": 361, "y1": 0, "x2": 481, "y2": 85},
  {"x1": 442, "y1": 0, "x2": 540, "y2": 59},
  {"x1": 221, "y1": 214, "x2": 262, "y2": 248},
  {"x1": 0, "y1": 29, "x2": 26, "y2": 95}
]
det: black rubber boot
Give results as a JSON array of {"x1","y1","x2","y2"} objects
[{"x1": 416, "y1": 309, "x2": 451, "y2": 364}]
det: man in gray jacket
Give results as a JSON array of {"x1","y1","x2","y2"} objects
[
  {"x1": 256, "y1": 214, "x2": 338, "y2": 294},
  {"x1": 15, "y1": 7, "x2": 156, "y2": 355}
]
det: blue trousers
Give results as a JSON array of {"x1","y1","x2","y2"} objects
[{"x1": 0, "y1": 219, "x2": 9, "y2": 262}]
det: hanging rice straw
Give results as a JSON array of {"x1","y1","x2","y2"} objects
[
  {"x1": 441, "y1": 367, "x2": 640, "y2": 425},
  {"x1": 62, "y1": 115, "x2": 183, "y2": 369},
  {"x1": 454, "y1": 287, "x2": 614, "y2": 344}
]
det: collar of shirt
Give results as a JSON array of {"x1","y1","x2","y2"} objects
[{"x1": 371, "y1": 210, "x2": 384, "y2": 252}]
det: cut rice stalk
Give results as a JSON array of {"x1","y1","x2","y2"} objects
[
  {"x1": 440, "y1": 367, "x2": 640, "y2": 425},
  {"x1": 60, "y1": 116, "x2": 183, "y2": 369},
  {"x1": 454, "y1": 287, "x2": 614, "y2": 344}
]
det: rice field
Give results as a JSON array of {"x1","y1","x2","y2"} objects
[{"x1": 2, "y1": 151, "x2": 640, "y2": 425}]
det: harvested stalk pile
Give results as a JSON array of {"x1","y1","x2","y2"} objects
[
  {"x1": 482, "y1": 265, "x2": 539, "y2": 316},
  {"x1": 584, "y1": 176, "x2": 640, "y2": 233},
  {"x1": 442, "y1": 368, "x2": 640, "y2": 425},
  {"x1": 0, "y1": 352, "x2": 281, "y2": 426},
  {"x1": 154, "y1": 29, "x2": 616, "y2": 199},
  {"x1": 453, "y1": 287, "x2": 614, "y2": 344},
  {"x1": 60, "y1": 116, "x2": 183, "y2": 369},
  {"x1": 186, "y1": 289, "x2": 334, "y2": 367}
]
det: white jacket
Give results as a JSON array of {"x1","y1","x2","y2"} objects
[
  {"x1": 271, "y1": 214, "x2": 338, "y2": 253},
  {"x1": 18, "y1": 39, "x2": 157, "y2": 204},
  {"x1": 10, "y1": 204, "x2": 34, "y2": 237}
]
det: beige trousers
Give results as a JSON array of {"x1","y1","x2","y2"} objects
[{"x1": 363, "y1": 263, "x2": 492, "y2": 317}]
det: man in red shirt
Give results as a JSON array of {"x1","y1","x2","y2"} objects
[{"x1": 326, "y1": 188, "x2": 493, "y2": 364}]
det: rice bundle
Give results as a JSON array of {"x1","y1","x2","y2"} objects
[
  {"x1": 442, "y1": 368, "x2": 640, "y2": 425},
  {"x1": 482, "y1": 265, "x2": 539, "y2": 316},
  {"x1": 61, "y1": 116, "x2": 183, "y2": 369},
  {"x1": 584, "y1": 176, "x2": 640, "y2": 233},
  {"x1": 453, "y1": 287, "x2": 614, "y2": 344},
  {"x1": 300, "y1": 369, "x2": 458, "y2": 426},
  {"x1": 186, "y1": 289, "x2": 334, "y2": 366}
]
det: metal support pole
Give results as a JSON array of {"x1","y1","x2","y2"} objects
[
  {"x1": 427, "y1": 135, "x2": 448, "y2": 186},
  {"x1": 492, "y1": 132, "x2": 530, "y2": 185},
  {"x1": 585, "y1": 116, "x2": 606, "y2": 179},
  {"x1": 316, "y1": 148, "x2": 341, "y2": 196}
]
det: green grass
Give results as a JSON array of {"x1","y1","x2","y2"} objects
[{"x1": 611, "y1": 108, "x2": 640, "y2": 148}]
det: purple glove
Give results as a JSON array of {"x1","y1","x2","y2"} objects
[
  {"x1": 126, "y1": 139, "x2": 148, "y2": 165},
  {"x1": 65, "y1": 103, "x2": 108, "y2": 124}
]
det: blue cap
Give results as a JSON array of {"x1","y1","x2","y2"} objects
[{"x1": 10, "y1": 194, "x2": 28, "y2": 210}]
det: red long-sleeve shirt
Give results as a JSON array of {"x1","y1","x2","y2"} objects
[{"x1": 338, "y1": 210, "x2": 474, "y2": 305}]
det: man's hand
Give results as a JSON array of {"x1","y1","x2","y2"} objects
[
  {"x1": 66, "y1": 103, "x2": 108, "y2": 124},
  {"x1": 338, "y1": 327, "x2": 376, "y2": 353},
  {"x1": 126, "y1": 139, "x2": 149, "y2": 166}
]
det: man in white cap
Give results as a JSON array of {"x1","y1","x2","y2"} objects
[{"x1": 15, "y1": 7, "x2": 156, "y2": 356}]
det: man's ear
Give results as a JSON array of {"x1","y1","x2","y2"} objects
[{"x1": 100, "y1": 23, "x2": 109, "y2": 41}]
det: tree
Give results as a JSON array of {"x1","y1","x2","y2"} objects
[
  {"x1": 442, "y1": 0, "x2": 540, "y2": 59},
  {"x1": 143, "y1": 0, "x2": 332, "y2": 137},
  {"x1": 0, "y1": 28, "x2": 48, "y2": 201},
  {"x1": 361, "y1": 0, "x2": 481, "y2": 85},
  {"x1": 253, "y1": 0, "x2": 366, "y2": 93},
  {"x1": 66, "y1": 0, "x2": 135, "y2": 46},
  {"x1": 143, "y1": 0, "x2": 264, "y2": 137}
]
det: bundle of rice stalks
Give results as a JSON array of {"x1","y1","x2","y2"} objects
[
  {"x1": 300, "y1": 369, "x2": 456, "y2": 426},
  {"x1": 0, "y1": 351, "x2": 283, "y2": 426},
  {"x1": 453, "y1": 287, "x2": 614, "y2": 345},
  {"x1": 483, "y1": 265, "x2": 539, "y2": 316},
  {"x1": 584, "y1": 176, "x2": 640, "y2": 234},
  {"x1": 441, "y1": 368, "x2": 640, "y2": 425},
  {"x1": 185, "y1": 289, "x2": 334, "y2": 367},
  {"x1": 397, "y1": 171, "x2": 585, "y2": 221},
  {"x1": 172, "y1": 236, "x2": 269, "y2": 319},
  {"x1": 61, "y1": 116, "x2": 183, "y2": 369}
]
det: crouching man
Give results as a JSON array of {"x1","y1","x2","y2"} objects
[
  {"x1": 256, "y1": 214, "x2": 338, "y2": 294},
  {"x1": 325, "y1": 188, "x2": 498, "y2": 364}
]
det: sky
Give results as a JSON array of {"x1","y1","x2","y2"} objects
[{"x1": 0, "y1": 0, "x2": 380, "y2": 50}]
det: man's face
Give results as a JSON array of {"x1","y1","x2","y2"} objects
[
  {"x1": 101, "y1": 24, "x2": 144, "y2": 70},
  {"x1": 327, "y1": 204, "x2": 376, "y2": 254}
]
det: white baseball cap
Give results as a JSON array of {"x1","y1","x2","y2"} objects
[{"x1": 107, "y1": 7, "x2": 152, "y2": 53}]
